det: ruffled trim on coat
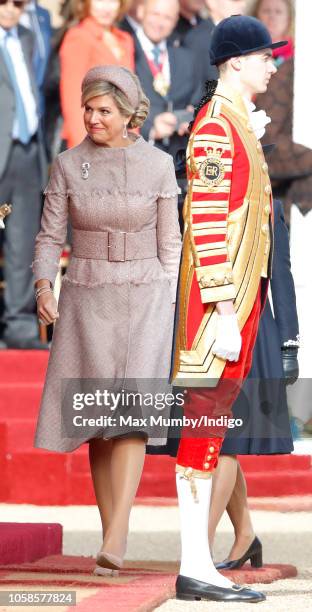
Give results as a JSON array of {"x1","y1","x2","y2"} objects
[
  {"x1": 31, "y1": 258, "x2": 59, "y2": 269},
  {"x1": 43, "y1": 188, "x2": 181, "y2": 198},
  {"x1": 43, "y1": 189, "x2": 68, "y2": 196},
  {"x1": 61, "y1": 274, "x2": 172, "y2": 289},
  {"x1": 282, "y1": 335, "x2": 300, "y2": 348}
]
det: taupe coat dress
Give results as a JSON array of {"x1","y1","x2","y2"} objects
[{"x1": 33, "y1": 135, "x2": 182, "y2": 452}]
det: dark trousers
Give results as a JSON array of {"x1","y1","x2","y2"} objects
[{"x1": 0, "y1": 139, "x2": 42, "y2": 341}]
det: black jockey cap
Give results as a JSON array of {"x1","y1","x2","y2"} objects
[{"x1": 210, "y1": 14, "x2": 288, "y2": 65}]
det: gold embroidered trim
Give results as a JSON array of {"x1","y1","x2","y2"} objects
[{"x1": 176, "y1": 465, "x2": 213, "y2": 502}]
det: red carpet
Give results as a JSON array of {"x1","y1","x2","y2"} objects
[
  {"x1": 1, "y1": 350, "x2": 312, "y2": 504},
  {"x1": 0, "y1": 552, "x2": 298, "y2": 611},
  {"x1": 0, "y1": 523, "x2": 62, "y2": 564},
  {"x1": 0, "y1": 553, "x2": 297, "y2": 585},
  {"x1": 0, "y1": 556, "x2": 176, "y2": 612}
]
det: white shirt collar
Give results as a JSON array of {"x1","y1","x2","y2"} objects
[
  {"x1": 126, "y1": 15, "x2": 140, "y2": 32},
  {"x1": 189, "y1": 16, "x2": 198, "y2": 26},
  {"x1": 136, "y1": 27, "x2": 167, "y2": 55},
  {"x1": 0, "y1": 26, "x2": 18, "y2": 41}
]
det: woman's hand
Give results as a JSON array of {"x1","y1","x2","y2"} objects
[
  {"x1": 177, "y1": 122, "x2": 190, "y2": 137},
  {"x1": 37, "y1": 291, "x2": 59, "y2": 326},
  {"x1": 152, "y1": 112, "x2": 177, "y2": 139}
]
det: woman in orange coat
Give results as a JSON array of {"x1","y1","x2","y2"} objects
[{"x1": 60, "y1": 0, "x2": 134, "y2": 148}]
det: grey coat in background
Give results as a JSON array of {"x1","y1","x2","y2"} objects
[
  {"x1": 0, "y1": 25, "x2": 47, "y2": 186},
  {"x1": 33, "y1": 135, "x2": 182, "y2": 452}
]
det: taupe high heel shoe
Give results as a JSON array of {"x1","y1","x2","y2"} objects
[
  {"x1": 96, "y1": 551, "x2": 123, "y2": 571},
  {"x1": 93, "y1": 563, "x2": 119, "y2": 577}
]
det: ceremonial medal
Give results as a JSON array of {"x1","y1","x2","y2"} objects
[
  {"x1": 153, "y1": 72, "x2": 170, "y2": 98},
  {"x1": 0, "y1": 203, "x2": 12, "y2": 229}
]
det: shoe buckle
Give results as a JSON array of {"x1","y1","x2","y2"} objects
[{"x1": 232, "y1": 584, "x2": 246, "y2": 591}]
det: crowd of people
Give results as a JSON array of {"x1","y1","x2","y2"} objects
[
  {"x1": 1, "y1": 0, "x2": 311, "y2": 425},
  {"x1": 1, "y1": 0, "x2": 311, "y2": 603},
  {"x1": 0, "y1": 0, "x2": 309, "y2": 348}
]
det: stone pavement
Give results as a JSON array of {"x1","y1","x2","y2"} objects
[
  {"x1": 1, "y1": 503, "x2": 311, "y2": 565},
  {"x1": 0, "y1": 503, "x2": 311, "y2": 611},
  {"x1": 157, "y1": 570, "x2": 312, "y2": 612}
]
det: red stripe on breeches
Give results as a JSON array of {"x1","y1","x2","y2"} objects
[{"x1": 177, "y1": 289, "x2": 262, "y2": 472}]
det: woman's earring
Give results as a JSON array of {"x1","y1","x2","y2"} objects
[{"x1": 123, "y1": 123, "x2": 128, "y2": 139}]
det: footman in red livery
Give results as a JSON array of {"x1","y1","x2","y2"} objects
[{"x1": 172, "y1": 14, "x2": 288, "y2": 603}]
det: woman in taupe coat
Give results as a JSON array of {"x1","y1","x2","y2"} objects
[{"x1": 32, "y1": 65, "x2": 181, "y2": 574}]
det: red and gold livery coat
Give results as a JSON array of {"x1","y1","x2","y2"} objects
[{"x1": 172, "y1": 82, "x2": 273, "y2": 387}]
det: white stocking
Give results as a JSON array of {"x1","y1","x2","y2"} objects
[{"x1": 176, "y1": 473, "x2": 234, "y2": 588}]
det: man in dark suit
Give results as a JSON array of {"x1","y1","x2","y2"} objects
[
  {"x1": 134, "y1": 0, "x2": 201, "y2": 158},
  {"x1": 134, "y1": 0, "x2": 202, "y2": 228},
  {"x1": 119, "y1": 0, "x2": 144, "y2": 36},
  {"x1": 0, "y1": 0, "x2": 47, "y2": 348},
  {"x1": 20, "y1": 0, "x2": 52, "y2": 109},
  {"x1": 170, "y1": 0, "x2": 205, "y2": 46},
  {"x1": 184, "y1": 0, "x2": 247, "y2": 84},
  {"x1": 205, "y1": 0, "x2": 247, "y2": 24}
]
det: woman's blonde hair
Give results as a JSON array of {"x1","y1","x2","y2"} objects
[
  {"x1": 251, "y1": 0, "x2": 295, "y2": 39},
  {"x1": 81, "y1": 74, "x2": 150, "y2": 129},
  {"x1": 72, "y1": 0, "x2": 130, "y2": 23}
]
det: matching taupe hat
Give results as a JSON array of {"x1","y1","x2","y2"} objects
[{"x1": 81, "y1": 65, "x2": 141, "y2": 109}]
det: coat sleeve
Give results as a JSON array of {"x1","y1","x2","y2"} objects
[
  {"x1": 188, "y1": 116, "x2": 236, "y2": 304},
  {"x1": 270, "y1": 200, "x2": 300, "y2": 346},
  {"x1": 122, "y1": 29, "x2": 135, "y2": 71},
  {"x1": 31, "y1": 156, "x2": 68, "y2": 287},
  {"x1": 259, "y1": 59, "x2": 312, "y2": 181},
  {"x1": 157, "y1": 157, "x2": 182, "y2": 302}
]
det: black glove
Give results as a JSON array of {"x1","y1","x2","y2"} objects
[{"x1": 281, "y1": 347, "x2": 299, "y2": 385}]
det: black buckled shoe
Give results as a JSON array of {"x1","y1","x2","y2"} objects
[
  {"x1": 176, "y1": 575, "x2": 266, "y2": 602},
  {"x1": 215, "y1": 536, "x2": 263, "y2": 570}
]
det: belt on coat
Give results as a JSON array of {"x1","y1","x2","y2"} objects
[{"x1": 72, "y1": 228, "x2": 158, "y2": 262}]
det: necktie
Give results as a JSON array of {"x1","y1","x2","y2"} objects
[
  {"x1": 2, "y1": 32, "x2": 31, "y2": 145},
  {"x1": 152, "y1": 44, "x2": 162, "y2": 68}
]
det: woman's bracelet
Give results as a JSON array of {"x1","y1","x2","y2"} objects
[{"x1": 35, "y1": 286, "x2": 53, "y2": 301}]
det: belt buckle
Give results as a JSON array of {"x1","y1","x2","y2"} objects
[{"x1": 108, "y1": 231, "x2": 126, "y2": 262}]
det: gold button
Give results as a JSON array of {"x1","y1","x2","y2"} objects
[
  {"x1": 261, "y1": 224, "x2": 269, "y2": 235},
  {"x1": 264, "y1": 204, "x2": 271, "y2": 215},
  {"x1": 264, "y1": 184, "x2": 271, "y2": 195},
  {"x1": 214, "y1": 272, "x2": 224, "y2": 285},
  {"x1": 204, "y1": 462, "x2": 210, "y2": 469},
  {"x1": 209, "y1": 446, "x2": 215, "y2": 453},
  {"x1": 246, "y1": 123, "x2": 253, "y2": 132},
  {"x1": 262, "y1": 162, "x2": 268, "y2": 173},
  {"x1": 207, "y1": 455, "x2": 212, "y2": 460}
]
